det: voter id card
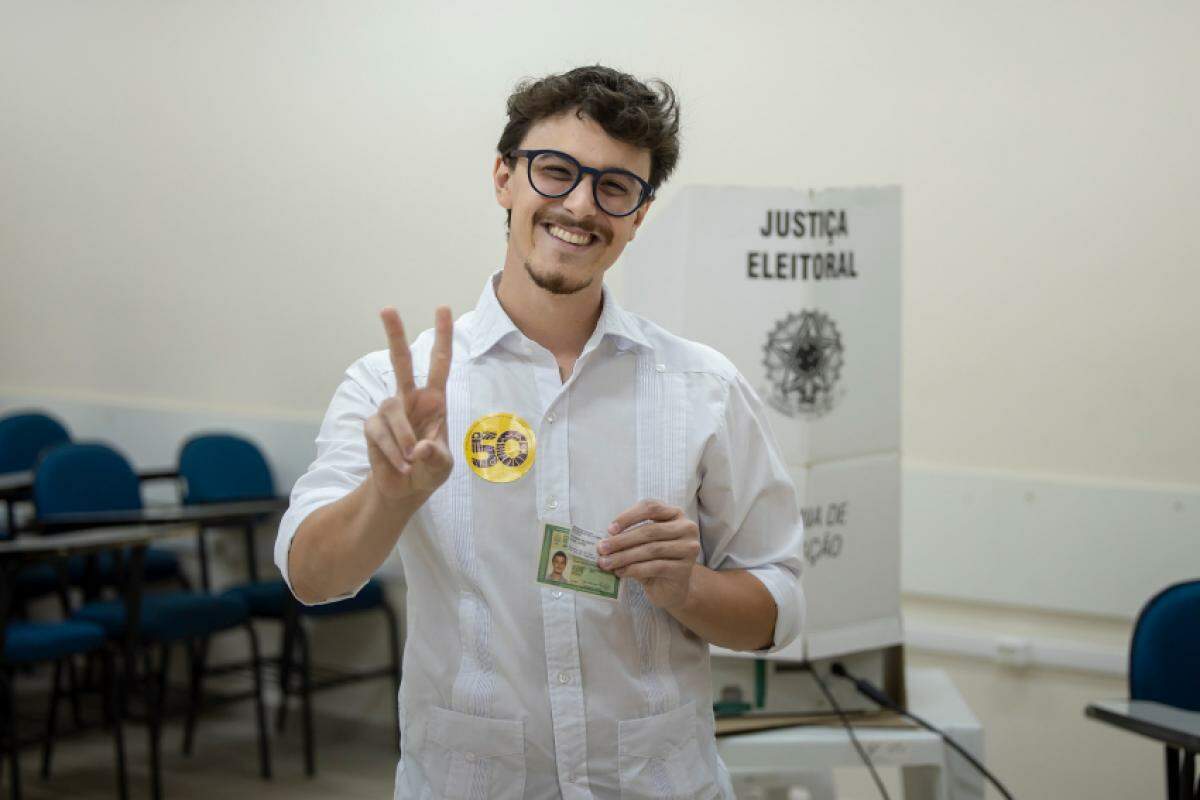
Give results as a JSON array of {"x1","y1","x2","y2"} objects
[{"x1": 536, "y1": 523, "x2": 620, "y2": 600}]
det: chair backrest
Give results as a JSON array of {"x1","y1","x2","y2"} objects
[
  {"x1": 1129, "y1": 579, "x2": 1200, "y2": 712},
  {"x1": 178, "y1": 433, "x2": 275, "y2": 504},
  {"x1": 0, "y1": 411, "x2": 71, "y2": 474},
  {"x1": 33, "y1": 442, "x2": 143, "y2": 517}
]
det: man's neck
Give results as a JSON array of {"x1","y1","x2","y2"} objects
[{"x1": 495, "y1": 262, "x2": 604, "y2": 361}]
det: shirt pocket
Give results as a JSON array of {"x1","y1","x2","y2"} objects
[
  {"x1": 422, "y1": 705, "x2": 526, "y2": 800},
  {"x1": 617, "y1": 700, "x2": 719, "y2": 800}
]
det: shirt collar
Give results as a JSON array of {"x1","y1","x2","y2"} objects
[{"x1": 467, "y1": 270, "x2": 652, "y2": 360}]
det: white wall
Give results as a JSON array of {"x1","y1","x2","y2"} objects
[
  {"x1": 3, "y1": 1, "x2": 1198, "y2": 487},
  {"x1": 3, "y1": 3, "x2": 1198, "y2": 797}
]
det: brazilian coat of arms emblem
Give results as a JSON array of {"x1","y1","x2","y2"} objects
[{"x1": 761, "y1": 310, "x2": 845, "y2": 419}]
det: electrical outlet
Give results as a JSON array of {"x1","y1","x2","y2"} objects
[{"x1": 994, "y1": 635, "x2": 1033, "y2": 668}]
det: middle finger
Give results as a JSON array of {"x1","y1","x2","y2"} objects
[
  {"x1": 599, "y1": 539, "x2": 698, "y2": 571},
  {"x1": 598, "y1": 521, "x2": 686, "y2": 556}
]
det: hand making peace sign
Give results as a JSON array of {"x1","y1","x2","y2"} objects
[{"x1": 365, "y1": 306, "x2": 455, "y2": 504}]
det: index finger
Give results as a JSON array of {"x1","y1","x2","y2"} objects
[
  {"x1": 380, "y1": 307, "x2": 416, "y2": 398},
  {"x1": 608, "y1": 498, "x2": 680, "y2": 535},
  {"x1": 426, "y1": 306, "x2": 454, "y2": 392}
]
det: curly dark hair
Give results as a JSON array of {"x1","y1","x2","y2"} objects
[{"x1": 497, "y1": 65, "x2": 680, "y2": 227}]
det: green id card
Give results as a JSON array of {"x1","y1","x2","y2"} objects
[{"x1": 536, "y1": 522, "x2": 620, "y2": 601}]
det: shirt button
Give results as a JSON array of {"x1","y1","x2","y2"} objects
[
  {"x1": 569, "y1": 771, "x2": 577, "y2": 783},
  {"x1": 655, "y1": 363, "x2": 666, "y2": 372},
  {"x1": 553, "y1": 590, "x2": 563, "y2": 599},
  {"x1": 546, "y1": 412, "x2": 556, "y2": 423},
  {"x1": 557, "y1": 671, "x2": 570, "y2": 684},
  {"x1": 546, "y1": 498, "x2": 558, "y2": 510}
]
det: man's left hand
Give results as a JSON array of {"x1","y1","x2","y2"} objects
[{"x1": 598, "y1": 499, "x2": 701, "y2": 611}]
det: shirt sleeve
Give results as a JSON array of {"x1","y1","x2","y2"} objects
[
  {"x1": 273, "y1": 356, "x2": 387, "y2": 605},
  {"x1": 697, "y1": 369, "x2": 805, "y2": 653}
]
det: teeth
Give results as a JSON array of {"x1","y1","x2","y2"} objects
[{"x1": 547, "y1": 224, "x2": 592, "y2": 246}]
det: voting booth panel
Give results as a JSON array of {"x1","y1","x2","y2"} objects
[
  {"x1": 791, "y1": 454, "x2": 903, "y2": 661},
  {"x1": 625, "y1": 185, "x2": 901, "y2": 465},
  {"x1": 623, "y1": 185, "x2": 904, "y2": 681}
]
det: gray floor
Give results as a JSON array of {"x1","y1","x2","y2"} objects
[
  {"x1": 6, "y1": 703, "x2": 399, "y2": 799},
  {"x1": 6, "y1": 691, "x2": 906, "y2": 800}
]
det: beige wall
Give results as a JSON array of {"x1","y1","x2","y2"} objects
[{"x1": 3, "y1": 1, "x2": 1198, "y2": 485}]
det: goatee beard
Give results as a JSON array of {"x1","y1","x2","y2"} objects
[{"x1": 524, "y1": 260, "x2": 593, "y2": 296}]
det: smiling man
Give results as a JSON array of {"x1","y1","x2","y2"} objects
[{"x1": 275, "y1": 66, "x2": 804, "y2": 800}]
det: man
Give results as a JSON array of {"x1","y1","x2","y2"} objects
[
  {"x1": 547, "y1": 550, "x2": 569, "y2": 583},
  {"x1": 275, "y1": 65, "x2": 804, "y2": 799}
]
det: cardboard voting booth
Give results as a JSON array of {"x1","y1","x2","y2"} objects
[{"x1": 622, "y1": 185, "x2": 904, "y2": 713}]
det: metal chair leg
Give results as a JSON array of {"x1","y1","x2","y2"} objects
[
  {"x1": 1180, "y1": 750, "x2": 1195, "y2": 800},
  {"x1": 381, "y1": 600, "x2": 403, "y2": 754},
  {"x1": 181, "y1": 638, "x2": 207, "y2": 756},
  {"x1": 101, "y1": 648, "x2": 129, "y2": 800},
  {"x1": 2, "y1": 668, "x2": 20, "y2": 800},
  {"x1": 146, "y1": 643, "x2": 171, "y2": 800},
  {"x1": 244, "y1": 622, "x2": 272, "y2": 780},
  {"x1": 1169, "y1": 747, "x2": 1180, "y2": 799},
  {"x1": 275, "y1": 616, "x2": 296, "y2": 733},
  {"x1": 39, "y1": 659, "x2": 62, "y2": 779},
  {"x1": 64, "y1": 657, "x2": 84, "y2": 729},
  {"x1": 296, "y1": 623, "x2": 316, "y2": 777}
]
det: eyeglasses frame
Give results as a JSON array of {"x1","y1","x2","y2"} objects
[{"x1": 507, "y1": 148, "x2": 655, "y2": 218}]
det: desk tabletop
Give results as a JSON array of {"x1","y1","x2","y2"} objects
[
  {"x1": 1087, "y1": 699, "x2": 1200, "y2": 751},
  {"x1": 0, "y1": 523, "x2": 196, "y2": 560},
  {"x1": 27, "y1": 497, "x2": 288, "y2": 533},
  {"x1": 0, "y1": 466, "x2": 179, "y2": 497}
]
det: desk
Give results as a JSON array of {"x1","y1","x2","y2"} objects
[
  {"x1": 2, "y1": 498, "x2": 287, "y2": 669},
  {"x1": 0, "y1": 466, "x2": 179, "y2": 533},
  {"x1": 27, "y1": 498, "x2": 288, "y2": 589},
  {"x1": 0, "y1": 524, "x2": 193, "y2": 660},
  {"x1": 27, "y1": 498, "x2": 288, "y2": 534},
  {"x1": 718, "y1": 668, "x2": 985, "y2": 800},
  {"x1": 1086, "y1": 699, "x2": 1200, "y2": 800}
]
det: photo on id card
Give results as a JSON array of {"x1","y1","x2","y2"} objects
[{"x1": 536, "y1": 522, "x2": 620, "y2": 600}]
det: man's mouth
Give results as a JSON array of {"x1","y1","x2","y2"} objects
[{"x1": 542, "y1": 222, "x2": 598, "y2": 249}]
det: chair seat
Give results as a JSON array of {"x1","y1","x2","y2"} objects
[
  {"x1": 73, "y1": 592, "x2": 249, "y2": 643},
  {"x1": 4, "y1": 620, "x2": 107, "y2": 664},
  {"x1": 222, "y1": 578, "x2": 385, "y2": 618},
  {"x1": 66, "y1": 547, "x2": 181, "y2": 586},
  {"x1": 15, "y1": 562, "x2": 62, "y2": 599}
]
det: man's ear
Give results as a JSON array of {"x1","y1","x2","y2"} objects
[
  {"x1": 493, "y1": 155, "x2": 513, "y2": 211},
  {"x1": 628, "y1": 197, "x2": 654, "y2": 241}
]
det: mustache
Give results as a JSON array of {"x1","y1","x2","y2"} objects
[{"x1": 534, "y1": 210, "x2": 612, "y2": 243}]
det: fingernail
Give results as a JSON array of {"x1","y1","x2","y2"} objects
[
  {"x1": 608, "y1": 522, "x2": 618, "y2": 534},
  {"x1": 598, "y1": 557, "x2": 611, "y2": 569},
  {"x1": 597, "y1": 542, "x2": 608, "y2": 555},
  {"x1": 403, "y1": 446, "x2": 414, "y2": 460}
]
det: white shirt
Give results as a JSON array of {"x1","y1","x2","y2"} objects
[{"x1": 275, "y1": 272, "x2": 805, "y2": 800}]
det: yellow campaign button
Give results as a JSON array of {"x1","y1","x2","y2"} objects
[{"x1": 463, "y1": 412, "x2": 536, "y2": 483}]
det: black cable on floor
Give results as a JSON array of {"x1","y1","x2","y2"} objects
[
  {"x1": 806, "y1": 663, "x2": 892, "y2": 800},
  {"x1": 830, "y1": 663, "x2": 1016, "y2": 800}
]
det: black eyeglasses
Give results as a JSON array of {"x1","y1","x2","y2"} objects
[{"x1": 508, "y1": 149, "x2": 654, "y2": 217}]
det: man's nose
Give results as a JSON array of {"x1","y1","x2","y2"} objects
[{"x1": 561, "y1": 173, "x2": 599, "y2": 218}]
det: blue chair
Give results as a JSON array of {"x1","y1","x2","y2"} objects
[
  {"x1": 0, "y1": 413, "x2": 72, "y2": 605},
  {"x1": 1130, "y1": 579, "x2": 1200, "y2": 799},
  {"x1": 0, "y1": 412, "x2": 70, "y2": 476},
  {"x1": 33, "y1": 442, "x2": 271, "y2": 799},
  {"x1": 3, "y1": 619, "x2": 127, "y2": 799},
  {"x1": 32, "y1": 443, "x2": 186, "y2": 593},
  {"x1": 179, "y1": 433, "x2": 401, "y2": 776}
]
